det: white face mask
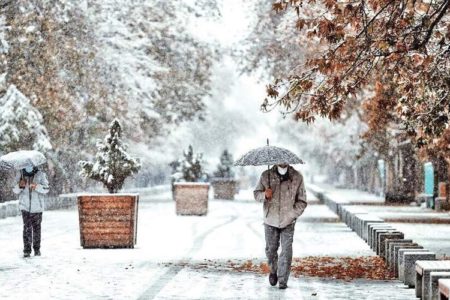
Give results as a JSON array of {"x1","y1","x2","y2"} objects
[
  {"x1": 277, "y1": 166, "x2": 288, "y2": 175},
  {"x1": 25, "y1": 166, "x2": 34, "y2": 173}
]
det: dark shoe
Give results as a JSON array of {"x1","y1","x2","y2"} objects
[
  {"x1": 23, "y1": 253, "x2": 31, "y2": 258},
  {"x1": 269, "y1": 273, "x2": 278, "y2": 286},
  {"x1": 34, "y1": 250, "x2": 41, "y2": 256},
  {"x1": 279, "y1": 283, "x2": 287, "y2": 289}
]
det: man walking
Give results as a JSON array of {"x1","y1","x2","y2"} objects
[
  {"x1": 13, "y1": 166, "x2": 49, "y2": 257},
  {"x1": 254, "y1": 163, "x2": 307, "y2": 289}
]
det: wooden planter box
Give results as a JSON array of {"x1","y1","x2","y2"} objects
[
  {"x1": 77, "y1": 194, "x2": 139, "y2": 248},
  {"x1": 174, "y1": 183, "x2": 209, "y2": 215},
  {"x1": 211, "y1": 178, "x2": 237, "y2": 200}
]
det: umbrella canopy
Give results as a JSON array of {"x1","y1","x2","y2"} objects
[
  {"x1": 234, "y1": 144, "x2": 304, "y2": 166},
  {"x1": 0, "y1": 150, "x2": 47, "y2": 171},
  {"x1": 0, "y1": 160, "x2": 13, "y2": 171}
]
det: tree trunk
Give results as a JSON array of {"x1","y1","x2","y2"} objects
[
  {"x1": 401, "y1": 142, "x2": 417, "y2": 201},
  {"x1": 385, "y1": 142, "x2": 417, "y2": 203},
  {"x1": 432, "y1": 155, "x2": 449, "y2": 198}
]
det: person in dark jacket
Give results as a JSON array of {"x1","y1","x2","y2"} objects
[{"x1": 13, "y1": 166, "x2": 49, "y2": 257}]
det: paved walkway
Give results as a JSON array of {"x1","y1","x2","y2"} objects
[
  {"x1": 0, "y1": 189, "x2": 417, "y2": 299},
  {"x1": 149, "y1": 268, "x2": 415, "y2": 300}
]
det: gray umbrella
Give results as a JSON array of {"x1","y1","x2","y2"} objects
[
  {"x1": 234, "y1": 140, "x2": 304, "y2": 166},
  {"x1": 0, "y1": 150, "x2": 47, "y2": 171},
  {"x1": 0, "y1": 160, "x2": 13, "y2": 171}
]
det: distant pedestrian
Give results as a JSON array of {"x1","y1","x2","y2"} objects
[
  {"x1": 254, "y1": 164, "x2": 307, "y2": 289},
  {"x1": 13, "y1": 166, "x2": 49, "y2": 257}
]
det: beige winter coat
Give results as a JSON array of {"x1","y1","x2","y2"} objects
[{"x1": 254, "y1": 166, "x2": 307, "y2": 228}]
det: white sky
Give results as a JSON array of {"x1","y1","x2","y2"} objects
[{"x1": 189, "y1": 0, "x2": 254, "y2": 47}]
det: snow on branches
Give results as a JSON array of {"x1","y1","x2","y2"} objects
[
  {"x1": 171, "y1": 145, "x2": 207, "y2": 183},
  {"x1": 90, "y1": 0, "x2": 220, "y2": 141},
  {"x1": 0, "y1": 84, "x2": 52, "y2": 153},
  {"x1": 4, "y1": 0, "x2": 107, "y2": 147},
  {"x1": 213, "y1": 150, "x2": 235, "y2": 179},
  {"x1": 264, "y1": 0, "x2": 450, "y2": 151},
  {"x1": 79, "y1": 119, "x2": 141, "y2": 194}
]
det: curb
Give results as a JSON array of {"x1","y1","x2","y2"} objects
[
  {"x1": 308, "y1": 185, "x2": 447, "y2": 298},
  {"x1": 0, "y1": 195, "x2": 77, "y2": 220}
]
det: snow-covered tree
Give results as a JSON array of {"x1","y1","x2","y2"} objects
[
  {"x1": 242, "y1": 0, "x2": 305, "y2": 81},
  {"x1": 276, "y1": 113, "x2": 367, "y2": 184},
  {"x1": 258, "y1": 0, "x2": 450, "y2": 151},
  {"x1": 4, "y1": 0, "x2": 110, "y2": 147},
  {"x1": 79, "y1": 119, "x2": 141, "y2": 193},
  {"x1": 88, "y1": 0, "x2": 221, "y2": 142},
  {"x1": 213, "y1": 150, "x2": 235, "y2": 179},
  {"x1": 243, "y1": 0, "x2": 449, "y2": 194},
  {"x1": 0, "y1": 0, "x2": 114, "y2": 194},
  {"x1": 0, "y1": 84, "x2": 52, "y2": 153},
  {"x1": 171, "y1": 145, "x2": 207, "y2": 182},
  {"x1": 1, "y1": 0, "x2": 222, "y2": 193}
]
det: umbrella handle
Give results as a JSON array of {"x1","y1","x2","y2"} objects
[
  {"x1": 267, "y1": 138, "x2": 270, "y2": 189},
  {"x1": 266, "y1": 165, "x2": 272, "y2": 218}
]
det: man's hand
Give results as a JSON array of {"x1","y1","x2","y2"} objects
[
  {"x1": 19, "y1": 180, "x2": 26, "y2": 189},
  {"x1": 265, "y1": 188, "x2": 273, "y2": 200},
  {"x1": 30, "y1": 183, "x2": 37, "y2": 190}
]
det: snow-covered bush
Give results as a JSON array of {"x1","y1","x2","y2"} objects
[
  {"x1": 0, "y1": 85, "x2": 52, "y2": 153},
  {"x1": 213, "y1": 150, "x2": 235, "y2": 179},
  {"x1": 79, "y1": 119, "x2": 141, "y2": 193},
  {"x1": 171, "y1": 145, "x2": 207, "y2": 182}
]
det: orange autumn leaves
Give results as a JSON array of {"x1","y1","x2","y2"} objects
[
  {"x1": 290, "y1": 256, "x2": 394, "y2": 280},
  {"x1": 167, "y1": 256, "x2": 395, "y2": 281},
  {"x1": 242, "y1": 256, "x2": 394, "y2": 280},
  {"x1": 264, "y1": 0, "x2": 450, "y2": 153}
]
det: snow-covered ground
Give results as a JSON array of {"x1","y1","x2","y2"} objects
[
  {"x1": 309, "y1": 183, "x2": 385, "y2": 204},
  {"x1": 309, "y1": 184, "x2": 450, "y2": 258},
  {"x1": 349, "y1": 204, "x2": 450, "y2": 222},
  {"x1": 0, "y1": 190, "x2": 416, "y2": 299}
]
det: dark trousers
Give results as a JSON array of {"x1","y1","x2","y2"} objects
[
  {"x1": 264, "y1": 223, "x2": 295, "y2": 285},
  {"x1": 21, "y1": 210, "x2": 42, "y2": 254}
]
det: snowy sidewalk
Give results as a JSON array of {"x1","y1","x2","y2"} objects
[
  {"x1": 307, "y1": 183, "x2": 385, "y2": 205},
  {"x1": 308, "y1": 183, "x2": 450, "y2": 222},
  {"x1": 0, "y1": 190, "x2": 416, "y2": 299},
  {"x1": 309, "y1": 184, "x2": 450, "y2": 258},
  {"x1": 311, "y1": 183, "x2": 450, "y2": 223}
]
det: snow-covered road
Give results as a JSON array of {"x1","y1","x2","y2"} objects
[{"x1": 0, "y1": 190, "x2": 416, "y2": 299}]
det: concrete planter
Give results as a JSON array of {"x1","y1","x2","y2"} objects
[
  {"x1": 77, "y1": 194, "x2": 139, "y2": 249},
  {"x1": 174, "y1": 183, "x2": 209, "y2": 216},
  {"x1": 211, "y1": 179, "x2": 236, "y2": 200},
  {"x1": 0, "y1": 204, "x2": 7, "y2": 218}
]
